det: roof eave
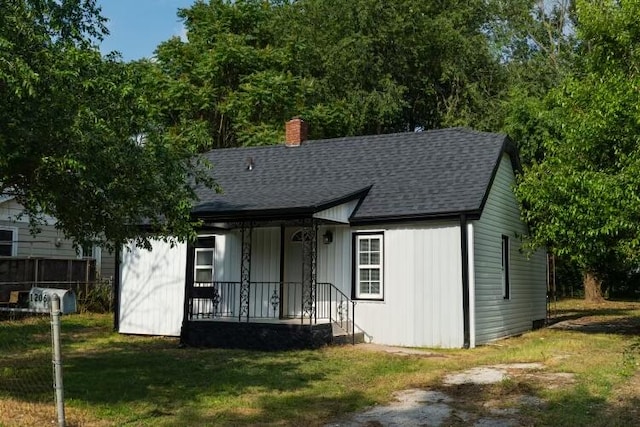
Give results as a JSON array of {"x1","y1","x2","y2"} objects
[
  {"x1": 349, "y1": 210, "x2": 482, "y2": 226},
  {"x1": 191, "y1": 185, "x2": 372, "y2": 223}
]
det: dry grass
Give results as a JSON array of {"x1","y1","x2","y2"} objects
[{"x1": 1, "y1": 298, "x2": 639, "y2": 426}]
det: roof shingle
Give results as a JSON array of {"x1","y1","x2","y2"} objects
[{"x1": 193, "y1": 127, "x2": 513, "y2": 222}]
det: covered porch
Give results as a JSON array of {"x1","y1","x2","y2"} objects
[{"x1": 180, "y1": 219, "x2": 360, "y2": 350}]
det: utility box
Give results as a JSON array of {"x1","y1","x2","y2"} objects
[{"x1": 28, "y1": 287, "x2": 77, "y2": 314}]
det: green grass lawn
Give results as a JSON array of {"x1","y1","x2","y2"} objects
[{"x1": 1, "y1": 299, "x2": 639, "y2": 426}]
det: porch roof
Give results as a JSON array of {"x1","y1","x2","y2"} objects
[
  {"x1": 193, "y1": 128, "x2": 517, "y2": 223},
  {"x1": 192, "y1": 184, "x2": 370, "y2": 221}
]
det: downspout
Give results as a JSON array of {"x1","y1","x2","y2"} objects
[
  {"x1": 460, "y1": 214, "x2": 471, "y2": 348},
  {"x1": 112, "y1": 245, "x2": 121, "y2": 332}
]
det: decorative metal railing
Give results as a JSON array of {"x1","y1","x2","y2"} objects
[{"x1": 187, "y1": 281, "x2": 356, "y2": 341}]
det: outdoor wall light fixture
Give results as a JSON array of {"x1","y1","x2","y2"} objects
[{"x1": 322, "y1": 230, "x2": 333, "y2": 244}]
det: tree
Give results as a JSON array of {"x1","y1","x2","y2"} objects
[
  {"x1": 515, "y1": 0, "x2": 640, "y2": 301},
  {"x1": 494, "y1": 0, "x2": 577, "y2": 166},
  {"x1": 151, "y1": 0, "x2": 513, "y2": 147},
  {"x1": 0, "y1": 0, "x2": 211, "y2": 250}
]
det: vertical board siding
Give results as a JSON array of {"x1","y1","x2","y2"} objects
[
  {"x1": 317, "y1": 225, "x2": 351, "y2": 293},
  {"x1": 313, "y1": 199, "x2": 360, "y2": 224},
  {"x1": 119, "y1": 240, "x2": 186, "y2": 336},
  {"x1": 473, "y1": 154, "x2": 547, "y2": 345},
  {"x1": 250, "y1": 227, "x2": 281, "y2": 282},
  {"x1": 319, "y1": 222, "x2": 464, "y2": 348},
  {"x1": 214, "y1": 232, "x2": 241, "y2": 282}
]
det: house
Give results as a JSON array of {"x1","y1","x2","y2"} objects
[
  {"x1": 0, "y1": 196, "x2": 116, "y2": 284},
  {"x1": 116, "y1": 121, "x2": 547, "y2": 349}
]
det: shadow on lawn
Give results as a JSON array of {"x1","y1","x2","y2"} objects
[
  {"x1": 540, "y1": 385, "x2": 640, "y2": 427},
  {"x1": 54, "y1": 341, "x2": 365, "y2": 425},
  {"x1": 65, "y1": 346, "x2": 327, "y2": 398},
  {"x1": 548, "y1": 307, "x2": 636, "y2": 322}
]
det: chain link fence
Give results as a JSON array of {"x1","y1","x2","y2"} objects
[{"x1": 0, "y1": 298, "x2": 65, "y2": 426}]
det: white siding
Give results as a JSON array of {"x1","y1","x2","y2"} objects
[
  {"x1": 473, "y1": 154, "x2": 547, "y2": 345},
  {"x1": 318, "y1": 222, "x2": 464, "y2": 348},
  {"x1": 209, "y1": 228, "x2": 279, "y2": 283},
  {"x1": 214, "y1": 232, "x2": 241, "y2": 282},
  {"x1": 317, "y1": 225, "x2": 352, "y2": 291},
  {"x1": 250, "y1": 227, "x2": 280, "y2": 282},
  {"x1": 119, "y1": 240, "x2": 186, "y2": 336},
  {"x1": 314, "y1": 199, "x2": 360, "y2": 223}
]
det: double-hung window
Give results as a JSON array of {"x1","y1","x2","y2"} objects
[
  {"x1": 194, "y1": 248, "x2": 215, "y2": 283},
  {"x1": 354, "y1": 233, "x2": 384, "y2": 300},
  {"x1": 193, "y1": 236, "x2": 216, "y2": 284},
  {"x1": 0, "y1": 227, "x2": 17, "y2": 256}
]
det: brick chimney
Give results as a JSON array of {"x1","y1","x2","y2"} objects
[{"x1": 285, "y1": 117, "x2": 308, "y2": 147}]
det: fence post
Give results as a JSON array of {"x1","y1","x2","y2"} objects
[{"x1": 51, "y1": 294, "x2": 66, "y2": 427}]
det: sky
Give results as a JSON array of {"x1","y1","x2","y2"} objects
[{"x1": 97, "y1": 0, "x2": 196, "y2": 61}]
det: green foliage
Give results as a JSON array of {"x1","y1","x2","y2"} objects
[
  {"x1": 150, "y1": 0, "x2": 514, "y2": 147},
  {"x1": 497, "y1": 0, "x2": 577, "y2": 166},
  {"x1": 623, "y1": 338, "x2": 640, "y2": 376},
  {"x1": 0, "y1": 0, "x2": 213, "y2": 250},
  {"x1": 516, "y1": 0, "x2": 640, "y2": 278},
  {"x1": 76, "y1": 280, "x2": 113, "y2": 313}
]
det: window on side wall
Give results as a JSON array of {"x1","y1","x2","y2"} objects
[
  {"x1": 194, "y1": 237, "x2": 215, "y2": 284},
  {"x1": 0, "y1": 227, "x2": 17, "y2": 256},
  {"x1": 502, "y1": 235, "x2": 510, "y2": 299},
  {"x1": 354, "y1": 232, "x2": 384, "y2": 300}
]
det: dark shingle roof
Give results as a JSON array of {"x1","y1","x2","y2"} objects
[{"x1": 193, "y1": 128, "x2": 515, "y2": 223}]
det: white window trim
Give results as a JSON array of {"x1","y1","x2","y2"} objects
[
  {"x1": 354, "y1": 232, "x2": 384, "y2": 300},
  {"x1": 0, "y1": 226, "x2": 18, "y2": 256},
  {"x1": 194, "y1": 247, "x2": 215, "y2": 283}
]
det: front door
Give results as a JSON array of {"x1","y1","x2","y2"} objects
[{"x1": 282, "y1": 227, "x2": 309, "y2": 318}]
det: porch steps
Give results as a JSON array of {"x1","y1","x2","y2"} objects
[{"x1": 331, "y1": 321, "x2": 365, "y2": 345}]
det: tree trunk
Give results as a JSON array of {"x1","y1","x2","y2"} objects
[{"x1": 583, "y1": 271, "x2": 605, "y2": 302}]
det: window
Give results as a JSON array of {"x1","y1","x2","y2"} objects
[
  {"x1": 192, "y1": 236, "x2": 216, "y2": 284},
  {"x1": 502, "y1": 235, "x2": 510, "y2": 299},
  {"x1": 291, "y1": 229, "x2": 314, "y2": 242},
  {"x1": 194, "y1": 248, "x2": 215, "y2": 283},
  {"x1": 81, "y1": 245, "x2": 94, "y2": 258},
  {"x1": 354, "y1": 233, "x2": 384, "y2": 300},
  {"x1": 0, "y1": 227, "x2": 17, "y2": 256}
]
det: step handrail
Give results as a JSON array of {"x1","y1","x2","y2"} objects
[{"x1": 317, "y1": 282, "x2": 357, "y2": 344}]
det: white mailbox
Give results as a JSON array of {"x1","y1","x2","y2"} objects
[{"x1": 28, "y1": 287, "x2": 77, "y2": 314}]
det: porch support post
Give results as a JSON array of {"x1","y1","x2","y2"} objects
[
  {"x1": 240, "y1": 222, "x2": 252, "y2": 322},
  {"x1": 301, "y1": 219, "x2": 318, "y2": 324}
]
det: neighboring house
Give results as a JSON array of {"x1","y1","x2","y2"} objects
[
  {"x1": 117, "y1": 121, "x2": 547, "y2": 349},
  {"x1": 0, "y1": 196, "x2": 116, "y2": 282}
]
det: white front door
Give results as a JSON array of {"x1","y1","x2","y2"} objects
[{"x1": 283, "y1": 227, "x2": 308, "y2": 318}]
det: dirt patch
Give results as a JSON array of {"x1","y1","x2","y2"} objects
[
  {"x1": 330, "y1": 310, "x2": 637, "y2": 427},
  {"x1": 357, "y1": 343, "x2": 447, "y2": 358},
  {"x1": 548, "y1": 315, "x2": 640, "y2": 335},
  {"x1": 328, "y1": 363, "x2": 574, "y2": 426}
]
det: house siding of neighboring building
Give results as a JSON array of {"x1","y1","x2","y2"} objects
[
  {"x1": 0, "y1": 198, "x2": 117, "y2": 281},
  {"x1": 472, "y1": 154, "x2": 547, "y2": 345},
  {"x1": 0, "y1": 198, "x2": 77, "y2": 258}
]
